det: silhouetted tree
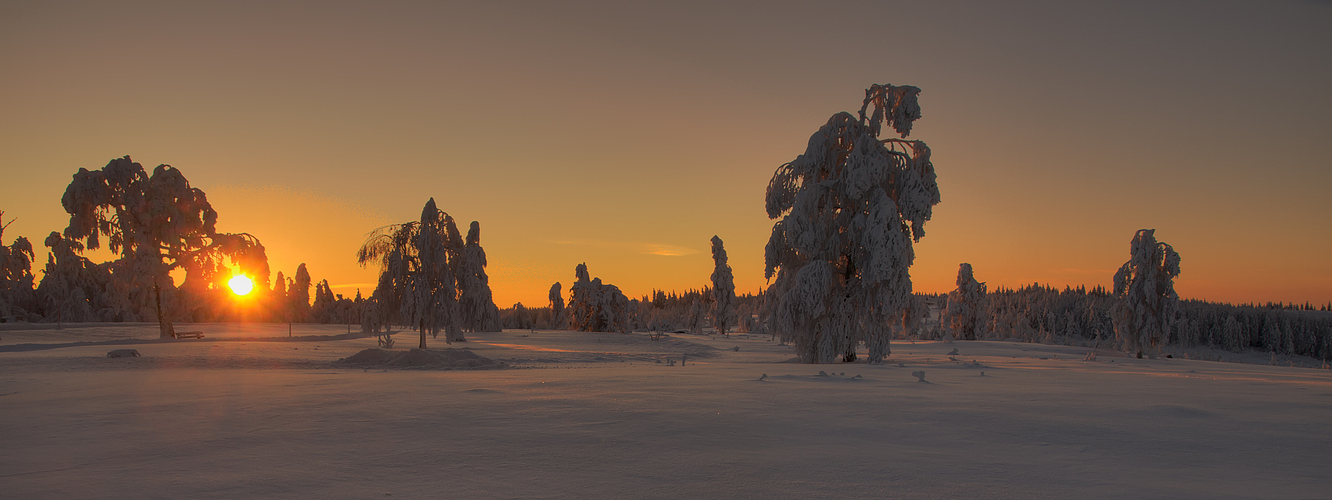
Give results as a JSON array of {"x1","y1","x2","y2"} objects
[
  {"x1": 548, "y1": 282, "x2": 566, "y2": 329},
  {"x1": 710, "y1": 235, "x2": 737, "y2": 335},
  {"x1": 60, "y1": 157, "x2": 264, "y2": 337},
  {"x1": 568, "y1": 263, "x2": 631, "y2": 333},
  {"x1": 1112, "y1": 229, "x2": 1181, "y2": 357},
  {"x1": 942, "y1": 263, "x2": 988, "y2": 340},
  {"x1": 0, "y1": 211, "x2": 37, "y2": 321},
  {"x1": 763, "y1": 84, "x2": 941, "y2": 363},
  {"x1": 291, "y1": 263, "x2": 312, "y2": 322},
  {"x1": 358, "y1": 198, "x2": 462, "y2": 349},
  {"x1": 457, "y1": 221, "x2": 502, "y2": 332}
]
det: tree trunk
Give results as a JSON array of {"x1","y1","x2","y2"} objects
[
  {"x1": 419, "y1": 319, "x2": 427, "y2": 349},
  {"x1": 154, "y1": 282, "x2": 175, "y2": 338}
]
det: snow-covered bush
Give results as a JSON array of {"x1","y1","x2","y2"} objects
[
  {"x1": 567, "y1": 263, "x2": 631, "y2": 333},
  {"x1": 763, "y1": 84, "x2": 941, "y2": 363},
  {"x1": 942, "y1": 263, "x2": 989, "y2": 340},
  {"x1": 1111, "y1": 229, "x2": 1181, "y2": 357}
]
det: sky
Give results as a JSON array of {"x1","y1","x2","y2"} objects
[{"x1": 2, "y1": 0, "x2": 1329, "y2": 308}]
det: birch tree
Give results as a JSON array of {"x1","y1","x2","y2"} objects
[
  {"x1": 1111, "y1": 229, "x2": 1181, "y2": 357},
  {"x1": 763, "y1": 84, "x2": 941, "y2": 363},
  {"x1": 357, "y1": 198, "x2": 462, "y2": 349},
  {"x1": 61, "y1": 156, "x2": 264, "y2": 337},
  {"x1": 942, "y1": 263, "x2": 988, "y2": 340},
  {"x1": 710, "y1": 235, "x2": 737, "y2": 335}
]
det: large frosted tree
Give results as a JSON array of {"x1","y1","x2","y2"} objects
[
  {"x1": 1111, "y1": 229, "x2": 1181, "y2": 357},
  {"x1": 942, "y1": 263, "x2": 988, "y2": 340},
  {"x1": 357, "y1": 198, "x2": 463, "y2": 349},
  {"x1": 763, "y1": 84, "x2": 941, "y2": 363},
  {"x1": 710, "y1": 235, "x2": 737, "y2": 335},
  {"x1": 61, "y1": 156, "x2": 265, "y2": 337}
]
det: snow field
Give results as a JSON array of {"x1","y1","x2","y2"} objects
[{"x1": 2, "y1": 327, "x2": 1330, "y2": 499}]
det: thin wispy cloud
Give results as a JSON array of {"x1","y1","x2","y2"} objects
[{"x1": 549, "y1": 240, "x2": 698, "y2": 257}]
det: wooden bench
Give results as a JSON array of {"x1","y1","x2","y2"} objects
[{"x1": 175, "y1": 331, "x2": 205, "y2": 339}]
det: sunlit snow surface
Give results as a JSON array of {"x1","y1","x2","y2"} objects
[{"x1": 2, "y1": 323, "x2": 1330, "y2": 499}]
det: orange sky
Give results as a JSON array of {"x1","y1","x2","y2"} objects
[{"x1": 2, "y1": 1, "x2": 1329, "y2": 307}]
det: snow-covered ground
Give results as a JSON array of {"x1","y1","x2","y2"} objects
[{"x1": 2, "y1": 324, "x2": 1330, "y2": 499}]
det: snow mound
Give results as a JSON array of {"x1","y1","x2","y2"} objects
[{"x1": 338, "y1": 348, "x2": 505, "y2": 370}]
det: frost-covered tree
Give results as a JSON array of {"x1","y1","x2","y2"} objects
[
  {"x1": 1111, "y1": 229, "x2": 1181, "y2": 357},
  {"x1": 548, "y1": 282, "x2": 566, "y2": 329},
  {"x1": 710, "y1": 235, "x2": 737, "y2": 335},
  {"x1": 942, "y1": 263, "x2": 989, "y2": 340},
  {"x1": 291, "y1": 263, "x2": 312, "y2": 322},
  {"x1": 35, "y1": 232, "x2": 104, "y2": 323},
  {"x1": 61, "y1": 157, "x2": 263, "y2": 337},
  {"x1": 763, "y1": 84, "x2": 941, "y2": 363},
  {"x1": 312, "y1": 279, "x2": 336, "y2": 322},
  {"x1": 456, "y1": 221, "x2": 502, "y2": 333},
  {"x1": 567, "y1": 263, "x2": 631, "y2": 333},
  {"x1": 0, "y1": 211, "x2": 37, "y2": 321},
  {"x1": 358, "y1": 198, "x2": 462, "y2": 349}
]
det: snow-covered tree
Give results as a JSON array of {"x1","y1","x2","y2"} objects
[
  {"x1": 358, "y1": 198, "x2": 463, "y2": 349},
  {"x1": 61, "y1": 157, "x2": 263, "y2": 337},
  {"x1": 291, "y1": 263, "x2": 312, "y2": 322},
  {"x1": 456, "y1": 221, "x2": 502, "y2": 333},
  {"x1": 710, "y1": 235, "x2": 737, "y2": 335},
  {"x1": 35, "y1": 232, "x2": 103, "y2": 323},
  {"x1": 0, "y1": 211, "x2": 37, "y2": 321},
  {"x1": 1111, "y1": 229, "x2": 1181, "y2": 357},
  {"x1": 548, "y1": 282, "x2": 566, "y2": 329},
  {"x1": 942, "y1": 263, "x2": 989, "y2": 340},
  {"x1": 312, "y1": 279, "x2": 336, "y2": 322},
  {"x1": 567, "y1": 263, "x2": 631, "y2": 333},
  {"x1": 763, "y1": 84, "x2": 941, "y2": 363}
]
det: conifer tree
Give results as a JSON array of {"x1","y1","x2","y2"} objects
[
  {"x1": 710, "y1": 235, "x2": 737, "y2": 335},
  {"x1": 942, "y1": 263, "x2": 988, "y2": 340},
  {"x1": 291, "y1": 263, "x2": 312, "y2": 322},
  {"x1": 457, "y1": 221, "x2": 502, "y2": 332},
  {"x1": 548, "y1": 282, "x2": 566, "y2": 329}
]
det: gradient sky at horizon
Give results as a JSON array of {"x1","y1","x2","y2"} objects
[{"x1": 2, "y1": 0, "x2": 1329, "y2": 307}]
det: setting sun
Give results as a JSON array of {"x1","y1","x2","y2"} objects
[{"x1": 228, "y1": 275, "x2": 254, "y2": 296}]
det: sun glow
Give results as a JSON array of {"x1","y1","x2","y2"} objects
[{"x1": 228, "y1": 275, "x2": 254, "y2": 296}]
